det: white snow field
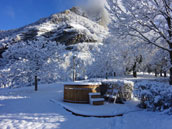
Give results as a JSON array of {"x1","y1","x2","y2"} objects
[{"x1": 0, "y1": 83, "x2": 172, "y2": 129}]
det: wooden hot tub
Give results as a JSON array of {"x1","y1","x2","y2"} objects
[{"x1": 64, "y1": 82, "x2": 101, "y2": 103}]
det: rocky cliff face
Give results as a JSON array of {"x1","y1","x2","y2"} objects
[{"x1": 0, "y1": 7, "x2": 108, "y2": 52}]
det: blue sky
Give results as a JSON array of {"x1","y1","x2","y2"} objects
[{"x1": 0, "y1": 0, "x2": 79, "y2": 30}]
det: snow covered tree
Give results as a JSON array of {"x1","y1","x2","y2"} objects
[
  {"x1": 1, "y1": 39, "x2": 65, "y2": 89},
  {"x1": 87, "y1": 41, "x2": 126, "y2": 78},
  {"x1": 107, "y1": 0, "x2": 172, "y2": 84},
  {"x1": 149, "y1": 48, "x2": 170, "y2": 77},
  {"x1": 105, "y1": 32, "x2": 154, "y2": 78},
  {"x1": 61, "y1": 43, "x2": 97, "y2": 80}
]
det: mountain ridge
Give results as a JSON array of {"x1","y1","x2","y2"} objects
[{"x1": 0, "y1": 7, "x2": 108, "y2": 47}]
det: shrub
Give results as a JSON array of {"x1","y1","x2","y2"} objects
[
  {"x1": 134, "y1": 81, "x2": 172, "y2": 114},
  {"x1": 95, "y1": 80, "x2": 134, "y2": 103}
]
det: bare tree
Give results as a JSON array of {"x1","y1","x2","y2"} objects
[{"x1": 107, "y1": 0, "x2": 172, "y2": 84}]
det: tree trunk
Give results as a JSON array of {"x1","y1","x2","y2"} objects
[
  {"x1": 73, "y1": 70, "x2": 75, "y2": 81},
  {"x1": 160, "y1": 70, "x2": 163, "y2": 77},
  {"x1": 114, "y1": 72, "x2": 116, "y2": 77},
  {"x1": 167, "y1": 11, "x2": 172, "y2": 84},
  {"x1": 133, "y1": 71, "x2": 137, "y2": 78},
  {"x1": 35, "y1": 75, "x2": 38, "y2": 91},
  {"x1": 133, "y1": 62, "x2": 137, "y2": 78},
  {"x1": 73, "y1": 56, "x2": 76, "y2": 82},
  {"x1": 169, "y1": 51, "x2": 172, "y2": 85},
  {"x1": 106, "y1": 72, "x2": 108, "y2": 79},
  {"x1": 169, "y1": 67, "x2": 172, "y2": 85},
  {"x1": 155, "y1": 69, "x2": 157, "y2": 77},
  {"x1": 163, "y1": 71, "x2": 167, "y2": 77}
]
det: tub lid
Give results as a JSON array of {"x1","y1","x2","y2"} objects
[{"x1": 63, "y1": 81, "x2": 102, "y2": 86}]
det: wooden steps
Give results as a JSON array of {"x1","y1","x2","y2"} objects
[{"x1": 89, "y1": 93, "x2": 104, "y2": 105}]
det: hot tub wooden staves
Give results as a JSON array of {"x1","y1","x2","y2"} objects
[{"x1": 64, "y1": 82, "x2": 101, "y2": 104}]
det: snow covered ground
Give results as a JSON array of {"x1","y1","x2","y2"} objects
[
  {"x1": 89, "y1": 73, "x2": 169, "y2": 83},
  {"x1": 0, "y1": 83, "x2": 172, "y2": 129}
]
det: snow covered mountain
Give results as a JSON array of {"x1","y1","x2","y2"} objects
[{"x1": 0, "y1": 7, "x2": 108, "y2": 56}]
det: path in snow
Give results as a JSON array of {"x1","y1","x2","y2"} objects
[{"x1": 56, "y1": 100, "x2": 140, "y2": 117}]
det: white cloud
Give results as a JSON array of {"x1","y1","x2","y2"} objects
[{"x1": 86, "y1": 0, "x2": 106, "y2": 8}]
